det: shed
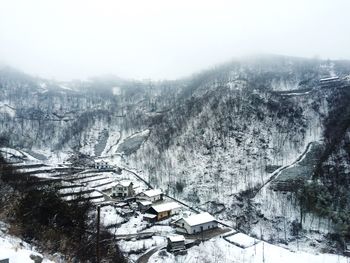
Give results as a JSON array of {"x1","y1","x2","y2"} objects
[
  {"x1": 175, "y1": 212, "x2": 218, "y2": 234},
  {"x1": 143, "y1": 202, "x2": 181, "y2": 222},
  {"x1": 167, "y1": 235, "x2": 185, "y2": 252}
]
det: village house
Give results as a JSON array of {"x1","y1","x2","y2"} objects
[
  {"x1": 167, "y1": 235, "x2": 186, "y2": 253},
  {"x1": 110, "y1": 181, "x2": 134, "y2": 198},
  {"x1": 137, "y1": 189, "x2": 163, "y2": 202},
  {"x1": 143, "y1": 202, "x2": 181, "y2": 222},
  {"x1": 174, "y1": 212, "x2": 218, "y2": 234},
  {"x1": 94, "y1": 160, "x2": 110, "y2": 170}
]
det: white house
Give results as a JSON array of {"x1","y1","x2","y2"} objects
[
  {"x1": 94, "y1": 160, "x2": 110, "y2": 170},
  {"x1": 110, "y1": 181, "x2": 134, "y2": 198},
  {"x1": 138, "y1": 189, "x2": 163, "y2": 202},
  {"x1": 174, "y1": 212, "x2": 218, "y2": 235}
]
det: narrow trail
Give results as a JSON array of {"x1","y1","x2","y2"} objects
[{"x1": 252, "y1": 141, "x2": 314, "y2": 199}]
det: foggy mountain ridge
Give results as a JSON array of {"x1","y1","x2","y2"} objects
[{"x1": 1, "y1": 55, "x2": 350, "y2": 257}]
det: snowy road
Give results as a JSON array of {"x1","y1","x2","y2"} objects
[{"x1": 137, "y1": 246, "x2": 164, "y2": 263}]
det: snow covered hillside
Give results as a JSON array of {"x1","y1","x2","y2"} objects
[{"x1": 1, "y1": 56, "x2": 350, "y2": 258}]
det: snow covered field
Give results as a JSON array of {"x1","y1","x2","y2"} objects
[{"x1": 149, "y1": 237, "x2": 350, "y2": 263}]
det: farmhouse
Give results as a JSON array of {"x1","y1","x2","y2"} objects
[
  {"x1": 138, "y1": 189, "x2": 163, "y2": 202},
  {"x1": 174, "y1": 212, "x2": 218, "y2": 234},
  {"x1": 110, "y1": 181, "x2": 134, "y2": 198},
  {"x1": 167, "y1": 235, "x2": 185, "y2": 252},
  {"x1": 143, "y1": 202, "x2": 181, "y2": 222}
]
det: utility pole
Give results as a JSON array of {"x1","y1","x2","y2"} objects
[
  {"x1": 201, "y1": 227, "x2": 204, "y2": 242},
  {"x1": 262, "y1": 241, "x2": 265, "y2": 263},
  {"x1": 96, "y1": 205, "x2": 101, "y2": 263}
]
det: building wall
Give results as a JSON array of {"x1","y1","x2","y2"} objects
[
  {"x1": 185, "y1": 221, "x2": 218, "y2": 234},
  {"x1": 157, "y1": 210, "x2": 170, "y2": 220},
  {"x1": 168, "y1": 240, "x2": 185, "y2": 252},
  {"x1": 111, "y1": 184, "x2": 134, "y2": 197}
]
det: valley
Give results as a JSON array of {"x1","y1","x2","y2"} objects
[{"x1": 1, "y1": 56, "x2": 350, "y2": 262}]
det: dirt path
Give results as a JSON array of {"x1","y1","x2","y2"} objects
[
  {"x1": 252, "y1": 141, "x2": 314, "y2": 198},
  {"x1": 137, "y1": 246, "x2": 164, "y2": 263}
]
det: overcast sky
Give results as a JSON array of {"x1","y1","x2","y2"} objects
[{"x1": 0, "y1": 0, "x2": 349, "y2": 80}]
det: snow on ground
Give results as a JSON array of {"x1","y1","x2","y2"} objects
[
  {"x1": 0, "y1": 222, "x2": 54, "y2": 263},
  {"x1": 110, "y1": 214, "x2": 148, "y2": 235},
  {"x1": 101, "y1": 129, "x2": 121, "y2": 156},
  {"x1": 58, "y1": 84, "x2": 74, "y2": 91},
  {"x1": 141, "y1": 225, "x2": 175, "y2": 235},
  {"x1": 149, "y1": 237, "x2": 349, "y2": 263},
  {"x1": 61, "y1": 190, "x2": 104, "y2": 202},
  {"x1": 0, "y1": 147, "x2": 30, "y2": 161},
  {"x1": 226, "y1": 233, "x2": 258, "y2": 248},
  {"x1": 119, "y1": 236, "x2": 166, "y2": 253},
  {"x1": 100, "y1": 206, "x2": 125, "y2": 226},
  {"x1": 112, "y1": 86, "x2": 121, "y2": 96},
  {"x1": 0, "y1": 102, "x2": 16, "y2": 117}
]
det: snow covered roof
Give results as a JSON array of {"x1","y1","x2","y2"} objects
[
  {"x1": 168, "y1": 235, "x2": 185, "y2": 242},
  {"x1": 183, "y1": 212, "x2": 216, "y2": 227},
  {"x1": 143, "y1": 213, "x2": 157, "y2": 219},
  {"x1": 119, "y1": 181, "x2": 132, "y2": 187},
  {"x1": 142, "y1": 189, "x2": 162, "y2": 197},
  {"x1": 151, "y1": 202, "x2": 181, "y2": 213},
  {"x1": 115, "y1": 202, "x2": 128, "y2": 207},
  {"x1": 138, "y1": 200, "x2": 152, "y2": 206},
  {"x1": 110, "y1": 181, "x2": 132, "y2": 188},
  {"x1": 95, "y1": 160, "x2": 107, "y2": 163},
  {"x1": 320, "y1": 76, "x2": 339, "y2": 82}
]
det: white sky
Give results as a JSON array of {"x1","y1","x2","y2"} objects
[{"x1": 0, "y1": 0, "x2": 349, "y2": 80}]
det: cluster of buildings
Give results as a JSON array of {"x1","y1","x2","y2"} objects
[
  {"x1": 108, "y1": 183, "x2": 219, "y2": 237},
  {"x1": 93, "y1": 161, "x2": 219, "y2": 254}
]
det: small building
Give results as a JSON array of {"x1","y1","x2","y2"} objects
[
  {"x1": 111, "y1": 181, "x2": 134, "y2": 198},
  {"x1": 138, "y1": 200, "x2": 152, "y2": 212},
  {"x1": 174, "y1": 212, "x2": 218, "y2": 235},
  {"x1": 319, "y1": 76, "x2": 339, "y2": 83},
  {"x1": 344, "y1": 244, "x2": 350, "y2": 256},
  {"x1": 319, "y1": 76, "x2": 341, "y2": 87},
  {"x1": 167, "y1": 235, "x2": 185, "y2": 252},
  {"x1": 143, "y1": 202, "x2": 181, "y2": 222},
  {"x1": 94, "y1": 160, "x2": 110, "y2": 170},
  {"x1": 137, "y1": 189, "x2": 163, "y2": 202}
]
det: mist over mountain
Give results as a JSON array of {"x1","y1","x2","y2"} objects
[{"x1": 1, "y1": 55, "x2": 350, "y2": 262}]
